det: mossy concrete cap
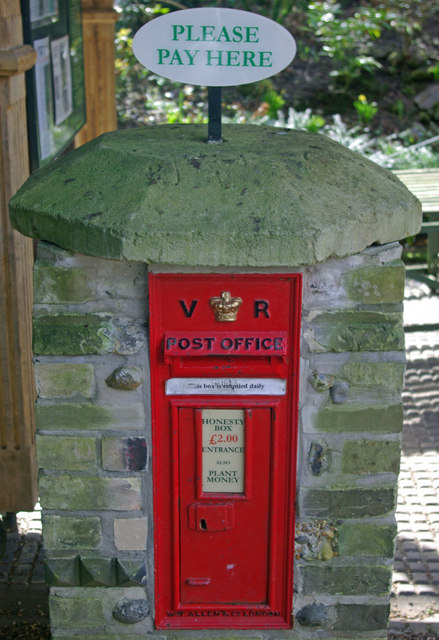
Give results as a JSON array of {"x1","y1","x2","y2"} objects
[{"x1": 10, "y1": 124, "x2": 421, "y2": 266}]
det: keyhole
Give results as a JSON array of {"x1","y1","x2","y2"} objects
[{"x1": 200, "y1": 518, "x2": 207, "y2": 530}]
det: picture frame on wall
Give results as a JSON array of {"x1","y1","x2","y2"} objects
[{"x1": 21, "y1": 0, "x2": 86, "y2": 170}]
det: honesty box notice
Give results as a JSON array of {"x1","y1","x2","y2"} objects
[
  {"x1": 132, "y1": 7, "x2": 296, "y2": 87},
  {"x1": 202, "y1": 409, "x2": 245, "y2": 493}
]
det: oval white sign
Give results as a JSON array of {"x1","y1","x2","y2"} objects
[{"x1": 132, "y1": 8, "x2": 296, "y2": 87}]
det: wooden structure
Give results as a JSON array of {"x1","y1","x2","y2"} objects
[
  {"x1": 394, "y1": 168, "x2": 439, "y2": 290},
  {"x1": 0, "y1": 0, "x2": 38, "y2": 511},
  {"x1": 0, "y1": 0, "x2": 117, "y2": 513},
  {"x1": 75, "y1": 0, "x2": 117, "y2": 147}
]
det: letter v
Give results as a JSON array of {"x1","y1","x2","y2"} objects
[{"x1": 179, "y1": 299, "x2": 198, "y2": 317}]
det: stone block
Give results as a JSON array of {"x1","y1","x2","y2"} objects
[
  {"x1": 342, "y1": 439, "x2": 401, "y2": 474},
  {"x1": 313, "y1": 403, "x2": 403, "y2": 433},
  {"x1": 301, "y1": 564, "x2": 392, "y2": 595},
  {"x1": 33, "y1": 314, "x2": 114, "y2": 355},
  {"x1": 49, "y1": 587, "x2": 149, "y2": 633},
  {"x1": 343, "y1": 264, "x2": 405, "y2": 304},
  {"x1": 341, "y1": 361, "x2": 405, "y2": 392},
  {"x1": 35, "y1": 363, "x2": 94, "y2": 399},
  {"x1": 45, "y1": 557, "x2": 81, "y2": 586},
  {"x1": 295, "y1": 603, "x2": 330, "y2": 627},
  {"x1": 338, "y1": 523, "x2": 396, "y2": 557},
  {"x1": 39, "y1": 476, "x2": 142, "y2": 510},
  {"x1": 34, "y1": 266, "x2": 94, "y2": 303},
  {"x1": 33, "y1": 313, "x2": 146, "y2": 356},
  {"x1": 295, "y1": 603, "x2": 389, "y2": 631},
  {"x1": 102, "y1": 437, "x2": 147, "y2": 471},
  {"x1": 36, "y1": 241, "x2": 74, "y2": 264},
  {"x1": 36, "y1": 402, "x2": 144, "y2": 431},
  {"x1": 116, "y1": 559, "x2": 147, "y2": 586},
  {"x1": 114, "y1": 518, "x2": 148, "y2": 551},
  {"x1": 304, "y1": 310, "x2": 404, "y2": 353},
  {"x1": 307, "y1": 440, "x2": 331, "y2": 475},
  {"x1": 329, "y1": 380, "x2": 350, "y2": 403},
  {"x1": 302, "y1": 486, "x2": 396, "y2": 518},
  {"x1": 112, "y1": 597, "x2": 150, "y2": 623},
  {"x1": 333, "y1": 603, "x2": 390, "y2": 631},
  {"x1": 80, "y1": 556, "x2": 117, "y2": 586},
  {"x1": 95, "y1": 261, "x2": 147, "y2": 301},
  {"x1": 42, "y1": 515, "x2": 102, "y2": 552},
  {"x1": 10, "y1": 126, "x2": 421, "y2": 267},
  {"x1": 36, "y1": 435, "x2": 96, "y2": 471},
  {"x1": 105, "y1": 366, "x2": 144, "y2": 391}
]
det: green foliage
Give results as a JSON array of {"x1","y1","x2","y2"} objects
[
  {"x1": 429, "y1": 63, "x2": 439, "y2": 80},
  {"x1": 376, "y1": 0, "x2": 439, "y2": 56},
  {"x1": 392, "y1": 99, "x2": 405, "y2": 118},
  {"x1": 237, "y1": 0, "x2": 308, "y2": 23},
  {"x1": 270, "y1": 108, "x2": 439, "y2": 169},
  {"x1": 353, "y1": 95, "x2": 378, "y2": 124},
  {"x1": 306, "y1": 1, "x2": 385, "y2": 88},
  {"x1": 263, "y1": 89, "x2": 286, "y2": 118}
]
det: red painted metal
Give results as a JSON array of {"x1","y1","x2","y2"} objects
[
  {"x1": 149, "y1": 273, "x2": 302, "y2": 629},
  {"x1": 164, "y1": 331, "x2": 288, "y2": 357}
]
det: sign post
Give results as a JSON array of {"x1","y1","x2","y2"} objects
[
  {"x1": 132, "y1": 7, "x2": 297, "y2": 141},
  {"x1": 208, "y1": 86, "x2": 222, "y2": 143}
]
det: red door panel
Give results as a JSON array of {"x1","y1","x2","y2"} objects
[{"x1": 179, "y1": 407, "x2": 271, "y2": 604}]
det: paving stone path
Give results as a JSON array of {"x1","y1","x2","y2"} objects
[{"x1": 389, "y1": 281, "x2": 439, "y2": 634}]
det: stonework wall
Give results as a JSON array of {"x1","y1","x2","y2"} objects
[
  {"x1": 295, "y1": 240, "x2": 405, "y2": 637},
  {"x1": 33, "y1": 239, "x2": 405, "y2": 639}
]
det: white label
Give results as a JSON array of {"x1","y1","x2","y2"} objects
[
  {"x1": 51, "y1": 36, "x2": 73, "y2": 125},
  {"x1": 132, "y1": 8, "x2": 296, "y2": 87},
  {"x1": 33, "y1": 37, "x2": 55, "y2": 160},
  {"x1": 202, "y1": 409, "x2": 245, "y2": 493},
  {"x1": 166, "y1": 378, "x2": 286, "y2": 395}
]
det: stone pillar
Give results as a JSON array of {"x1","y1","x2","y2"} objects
[
  {"x1": 9, "y1": 124, "x2": 422, "y2": 638},
  {"x1": 75, "y1": 0, "x2": 118, "y2": 147},
  {"x1": 0, "y1": 0, "x2": 37, "y2": 511}
]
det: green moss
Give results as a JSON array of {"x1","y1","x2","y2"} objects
[
  {"x1": 33, "y1": 314, "x2": 113, "y2": 355},
  {"x1": 314, "y1": 403, "x2": 403, "y2": 433},
  {"x1": 10, "y1": 125, "x2": 421, "y2": 267},
  {"x1": 35, "y1": 363, "x2": 94, "y2": 398},
  {"x1": 342, "y1": 439, "x2": 401, "y2": 474},
  {"x1": 36, "y1": 435, "x2": 96, "y2": 471},
  {"x1": 34, "y1": 266, "x2": 94, "y2": 303},
  {"x1": 302, "y1": 486, "x2": 396, "y2": 518},
  {"x1": 36, "y1": 403, "x2": 111, "y2": 430},
  {"x1": 35, "y1": 402, "x2": 145, "y2": 431},
  {"x1": 308, "y1": 310, "x2": 404, "y2": 352},
  {"x1": 341, "y1": 362, "x2": 405, "y2": 392},
  {"x1": 39, "y1": 476, "x2": 141, "y2": 510},
  {"x1": 43, "y1": 515, "x2": 102, "y2": 551},
  {"x1": 344, "y1": 264, "x2": 405, "y2": 303},
  {"x1": 301, "y1": 564, "x2": 391, "y2": 596},
  {"x1": 338, "y1": 523, "x2": 396, "y2": 557}
]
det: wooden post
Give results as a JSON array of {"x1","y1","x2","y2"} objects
[
  {"x1": 75, "y1": 0, "x2": 118, "y2": 146},
  {"x1": 0, "y1": 0, "x2": 38, "y2": 511}
]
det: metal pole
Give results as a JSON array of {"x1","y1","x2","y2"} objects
[{"x1": 207, "y1": 86, "x2": 222, "y2": 143}]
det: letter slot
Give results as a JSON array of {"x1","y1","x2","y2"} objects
[{"x1": 188, "y1": 503, "x2": 234, "y2": 531}]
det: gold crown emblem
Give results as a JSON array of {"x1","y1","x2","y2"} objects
[{"x1": 209, "y1": 291, "x2": 243, "y2": 322}]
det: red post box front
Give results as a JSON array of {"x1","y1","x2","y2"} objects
[{"x1": 149, "y1": 273, "x2": 302, "y2": 629}]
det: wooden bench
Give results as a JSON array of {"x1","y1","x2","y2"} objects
[{"x1": 393, "y1": 168, "x2": 439, "y2": 291}]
